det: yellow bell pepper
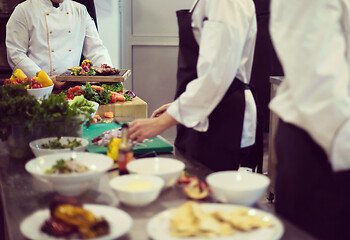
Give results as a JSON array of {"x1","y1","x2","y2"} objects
[
  {"x1": 9, "y1": 69, "x2": 27, "y2": 82},
  {"x1": 107, "y1": 138, "x2": 121, "y2": 162},
  {"x1": 33, "y1": 70, "x2": 53, "y2": 87}
]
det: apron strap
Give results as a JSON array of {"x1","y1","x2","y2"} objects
[{"x1": 190, "y1": 0, "x2": 200, "y2": 13}]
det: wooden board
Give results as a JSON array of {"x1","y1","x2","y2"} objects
[
  {"x1": 96, "y1": 96, "x2": 148, "y2": 122},
  {"x1": 82, "y1": 123, "x2": 173, "y2": 155},
  {"x1": 56, "y1": 69, "x2": 131, "y2": 83}
]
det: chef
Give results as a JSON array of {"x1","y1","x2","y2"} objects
[
  {"x1": 6, "y1": 0, "x2": 112, "y2": 89},
  {"x1": 129, "y1": 0, "x2": 258, "y2": 172},
  {"x1": 270, "y1": 0, "x2": 350, "y2": 239}
]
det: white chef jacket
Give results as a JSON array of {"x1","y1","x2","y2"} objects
[
  {"x1": 6, "y1": 0, "x2": 112, "y2": 78},
  {"x1": 270, "y1": 0, "x2": 350, "y2": 172},
  {"x1": 167, "y1": 0, "x2": 257, "y2": 147}
]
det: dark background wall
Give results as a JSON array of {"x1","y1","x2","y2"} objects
[{"x1": 251, "y1": 0, "x2": 283, "y2": 132}]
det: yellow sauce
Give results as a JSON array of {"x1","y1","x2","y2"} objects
[{"x1": 122, "y1": 180, "x2": 154, "y2": 191}]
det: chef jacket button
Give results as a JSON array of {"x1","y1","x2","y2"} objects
[
  {"x1": 50, "y1": 31, "x2": 53, "y2": 34},
  {"x1": 51, "y1": 50, "x2": 54, "y2": 52},
  {"x1": 46, "y1": 13, "x2": 49, "y2": 16},
  {"x1": 67, "y1": 12, "x2": 69, "y2": 14},
  {"x1": 68, "y1": 30, "x2": 71, "y2": 33},
  {"x1": 53, "y1": 68, "x2": 56, "y2": 71},
  {"x1": 69, "y1": 49, "x2": 72, "y2": 52}
]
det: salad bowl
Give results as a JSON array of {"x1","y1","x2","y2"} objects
[
  {"x1": 29, "y1": 136, "x2": 89, "y2": 157},
  {"x1": 25, "y1": 152, "x2": 113, "y2": 196}
]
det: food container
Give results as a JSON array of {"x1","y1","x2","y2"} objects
[{"x1": 6, "y1": 118, "x2": 84, "y2": 159}]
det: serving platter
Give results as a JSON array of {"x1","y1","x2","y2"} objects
[
  {"x1": 56, "y1": 69, "x2": 131, "y2": 82},
  {"x1": 20, "y1": 204, "x2": 133, "y2": 240},
  {"x1": 147, "y1": 203, "x2": 284, "y2": 240}
]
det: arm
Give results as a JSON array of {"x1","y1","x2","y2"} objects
[
  {"x1": 129, "y1": 112, "x2": 178, "y2": 142},
  {"x1": 270, "y1": 0, "x2": 350, "y2": 171},
  {"x1": 81, "y1": 9, "x2": 113, "y2": 67},
  {"x1": 6, "y1": 6, "x2": 41, "y2": 78},
  {"x1": 167, "y1": 0, "x2": 254, "y2": 131}
]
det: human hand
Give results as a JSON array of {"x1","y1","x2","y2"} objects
[
  {"x1": 129, "y1": 112, "x2": 178, "y2": 142},
  {"x1": 151, "y1": 103, "x2": 172, "y2": 118},
  {"x1": 51, "y1": 76, "x2": 70, "y2": 90}
]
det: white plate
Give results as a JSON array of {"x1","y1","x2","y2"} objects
[
  {"x1": 20, "y1": 204, "x2": 133, "y2": 240},
  {"x1": 147, "y1": 203, "x2": 284, "y2": 240}
]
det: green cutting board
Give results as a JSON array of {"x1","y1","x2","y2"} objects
[{"x1": 83, "y1": 123, "x2": 173, "y2": 155}]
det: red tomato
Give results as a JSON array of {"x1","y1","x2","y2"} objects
[{"x1": 110, "y1": 93, "x2": 117, "y2": 103}]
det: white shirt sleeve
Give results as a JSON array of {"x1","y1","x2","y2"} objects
[
  {"x1": 6, "y1": 5, "x2": 41, "y2": 77},
  {"x1": 167, "y1": 0, "x2": 254, "y2": 131},
  {"x1": 270, "y1": 0, "x2": 350, "y2": 171},
  {"x1": 81, "y1": 10, "x2": 113, "y2": 67}
]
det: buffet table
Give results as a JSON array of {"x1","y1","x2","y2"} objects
[{"x1": 0, "y1": 138, "x2": 316, "y2": 240}]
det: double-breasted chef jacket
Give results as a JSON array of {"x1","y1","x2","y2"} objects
[{"x1": 6, "y1": 0, "x2": 112, "y2": 78}]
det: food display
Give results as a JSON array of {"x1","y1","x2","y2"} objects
[
  {"x1": 70, "y1": 59, "x2": 120, "y2": 76},
  {"x1": 65, "y1": 82, "x2": 135, "y2": 104},
  {"x1": 40, "y1": 137, "x2": 82, "y2": 150},
  {"x1": 170, "y1": 202, "x2": 273, "y2": 238},
  {"x1": 4, "y1": 69, "x2": 53, "y2": 89},
  {"x1": 41, "y1": 196, "x2": 109, "y2": 239},
  {"x1": 45, "y1": 158, "x2": 89, "y2": 174}
]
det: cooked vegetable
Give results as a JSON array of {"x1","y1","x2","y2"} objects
[{"x1": 104, "y1": 112, "x2": 114, "y2": 118}]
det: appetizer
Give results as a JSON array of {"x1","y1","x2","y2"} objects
[{"x1": 45, "y1": 158, "x2": 89, "y2": 174}]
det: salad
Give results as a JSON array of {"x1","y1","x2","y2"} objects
[
  {"x1": 45, "y1": 158, "x2": 89, "y2": 174},
  {"x1": 41, "y1": 137, "x2": 82, "y2": 149}
]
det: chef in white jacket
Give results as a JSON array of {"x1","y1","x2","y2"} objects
[
  {"x1": 6, "y1": 0, "x2": 112, "y2": 89},
  {"x1": 129, "y1": 0, "x2": 258, "y2": 172},
  {"x1": 270, "y1": 0, "x2": 350, "y2": 239}
]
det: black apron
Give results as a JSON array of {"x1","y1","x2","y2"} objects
[
  {"x1": 174, "y1": 8, "x2": 246, "y2": 172},
  {"x1": 275, "y1": 120, "x2": 350, "y2": 240}
]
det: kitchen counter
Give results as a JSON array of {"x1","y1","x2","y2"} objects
[{"x1": 0, "y1": 135, "x2": 316, "y2": 240}]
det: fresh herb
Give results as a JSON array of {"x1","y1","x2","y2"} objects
[
  {"x1": 101, "y1": 83, "x2": 123, "y2": 93},
  {"x1": 45, "y1": 158, "x2": 89, "y2": 174},
  {"x1": 124, "y1": 93, "x2": 133, "y2": 101},
  {"x1": 0, "y1": 85, "x2": 89, "y2": 141},
  {"x1": 81, "y1": 83, "x2": 111, "y2": 105}
]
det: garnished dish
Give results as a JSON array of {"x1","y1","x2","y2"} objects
[
  {"x1": 45, "y1": 158, "x2": 89, "y2": 174},
  {"x1": 147, "y1": 202, "x2": 283, "y2": 240},
  {"x1": 70, "y1": 59, "x2": 120, "y2": 76},
  {"x1": 41, "y1": 137, "x2": 82, "y2": 150},
  {"x1": 41, "y1": 196, "x2": 109, "y2": 239},
  {"x1": 178, "y1": 171, "x2": 211, "y2": 200},
  {"x1": 170, "y1": 202, "x2": 273, "y2": 238}
]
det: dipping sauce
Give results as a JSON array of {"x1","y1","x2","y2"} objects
[{"x1": 122, "y1": 180, "x2": 154, "y2": 191}]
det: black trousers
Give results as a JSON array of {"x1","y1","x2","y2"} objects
[{"x1": 275, "y1": 120, "x2": 350, "y2": 240}]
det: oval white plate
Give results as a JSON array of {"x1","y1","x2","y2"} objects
[
  {"x1": 20, "y1": 204, "x2": 133, "y2": 240},
  {"x1": 147, "y1": 203, "x2": 284, "y2": 240}
]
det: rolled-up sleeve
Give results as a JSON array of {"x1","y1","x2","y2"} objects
[{"x1": 270, "y1": 0, "x2": 350, "y2": 171}]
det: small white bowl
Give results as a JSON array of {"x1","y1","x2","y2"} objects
[
  {"x1": 126, "y1": 158, "x2": 185, "y2": 188},
  {"x1": 27, "y1": 85, "x2": 53, "y2": 100},
  {"x1": 206, "y1": 171, "x2": 271, "y2": 206},
  {"x1": 29, "y1": 137, "x2": 89, "y2": 157},
  {"x1": 109, "y1": 174, "x2": 164, "y2": 207},
  {"x1": 25, "y1": 152, "x2": 113, "y2": 196}
]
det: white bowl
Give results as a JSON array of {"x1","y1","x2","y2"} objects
[
  {"x1": 206, "y1": 171, "x2": 270, "y2": 206},
  {"x1": 27, "y1": 85, "x2": 53, "y2": 100},
  {"x1": 29, "y1": 137, "x2": 89, "y2": 157},
  {"x1": 25, "y1": 152, "x2": 113, "y2": 196},
  {"x1": 126, "y1": 157, "x2": 185, "y2": 188},
  {"x1": 109, "y1": 174, "x2": 164, "y2": 207}
]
